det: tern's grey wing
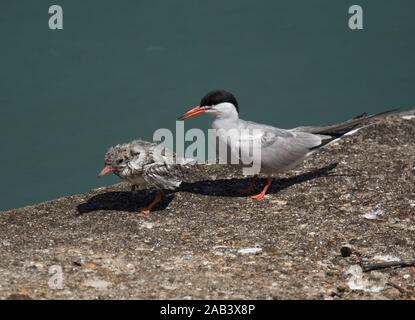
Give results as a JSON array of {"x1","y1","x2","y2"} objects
[
  {"x1": 142, "y1": 162, "x2": 185, "y2": 190},
  {"x1": 238, "y1": 120, "x2": 296, "y2": 148},
  {"x1": 238, "y1": 119, "x2": 326, "y2": 171},
  {"x1": 260, "y1": 130, "x2": 329, "y2": 171},
  {"x1": 239, "y1": 119, "x2": 325, "y2": 148}
]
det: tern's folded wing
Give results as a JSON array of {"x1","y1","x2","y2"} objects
[
  {"x1": 142, "y1": 162, "x2": 185, "y2": 190},
  {"x1": 238, "y1": 119, "x2": 326, "y2": 170}
]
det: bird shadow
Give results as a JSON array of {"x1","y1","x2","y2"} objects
[
  {"x1": 77, "y1": 162, "x2": 343, "y2": 216},
  {"x1": 76, "y1": 189, "x2": 175, "y2": 216},
  {"x1": 179, "y1": 162, "x2": 342, "y2": 197}
]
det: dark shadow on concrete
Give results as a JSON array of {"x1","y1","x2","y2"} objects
[
  {"x1": 76, "y1": 189, "x2": 174, "y2": 216},
  {"x1": 77, "y1": 163, "x2": 342, "y2": 216},
  {"x1": 180, "y1": 162, "x2": 341, "y2": 197}
]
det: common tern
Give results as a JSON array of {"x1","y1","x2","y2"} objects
[{"x1": 179, "y1": 89, "x2": 397, "y2": 200}]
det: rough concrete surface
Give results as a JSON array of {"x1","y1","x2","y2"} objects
[{"x1": 1, "y1": 110, "x2": 414, "y2": 300}]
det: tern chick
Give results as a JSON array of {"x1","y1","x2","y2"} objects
[{"x1": 99, "y1": 140, "x2": 194, "y2": 214}]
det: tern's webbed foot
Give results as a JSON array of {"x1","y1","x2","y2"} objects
[
  {"x1": 250, "y1": 177, "x2": 272, "y2": 200},
  {"x1": 251, "y1": 192, "x2": 266, "y2": 200}
]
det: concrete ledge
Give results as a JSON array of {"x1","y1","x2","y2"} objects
[{"x1": 1, "y1": 110, "x2": 415, "y2": 299}]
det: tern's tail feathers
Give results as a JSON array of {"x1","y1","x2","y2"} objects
[
  {"x1": 293, "y1": 108, "x2": 398, "y2": 137},
  {"x1": 298, "y1": 108, "x2": 398, "y2": 155}
]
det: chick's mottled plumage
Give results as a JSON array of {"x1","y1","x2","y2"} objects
[{"x1": 100, "y1": 140, "x2": 193, "y2": 213}]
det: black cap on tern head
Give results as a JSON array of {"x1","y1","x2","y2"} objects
[{"x1": 199, "y1": 90, "x2": 239, "y2": 113}]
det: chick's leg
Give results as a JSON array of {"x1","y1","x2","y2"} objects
[{"x1": 140, "y1": 190, "x2": 162, "y2": 214}]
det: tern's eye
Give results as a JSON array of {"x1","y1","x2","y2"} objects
[{"x1": 116, "y1": 158, "x2": 124, "y2": 164}]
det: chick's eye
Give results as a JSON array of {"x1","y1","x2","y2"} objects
[{"x1": 116, "y1": 159, "x2": 124, "y2": 164}]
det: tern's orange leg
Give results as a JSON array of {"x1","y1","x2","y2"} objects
[
  {"x1": 140, "y1": 190, "x2": 162, "y2": 214},
  {"x1": 237, "y1": 175, "x2": 258, "y2": 194},
  {"x1": 251, "y1": 178, "x2": 272, "y2": 200}
]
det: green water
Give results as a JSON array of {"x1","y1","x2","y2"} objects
[{"x1": 0, "y1": 0, "x2": 414, "y2": 211}]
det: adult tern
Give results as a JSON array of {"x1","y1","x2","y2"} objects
[{"x1": 179, "y1": 89, "x2": 397, "y2": 200}]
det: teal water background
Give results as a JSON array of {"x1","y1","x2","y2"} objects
[{"x1": 0, "y1": 0, "x2": 414, "y2": 211}]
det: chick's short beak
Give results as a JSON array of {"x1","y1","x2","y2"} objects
[
  {"x1": 98, "y1": 166, "x2": 113, "y2": 177},
  {"x1": 178, "y1": 106, "x2": 211, "y2": 120}
]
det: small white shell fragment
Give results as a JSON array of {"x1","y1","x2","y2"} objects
[
  {"x1": 238, "y1": 248, "x2": 262, "y2": 254},
  {"x1": 361, "y1": 209, "x2": 383, "y2": 220}
]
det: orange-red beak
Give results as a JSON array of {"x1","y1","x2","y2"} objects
[
  {"x1": 178, "y1": 106, "x2": 211, "y2": 120},
  {"x1": 98, "y1": 166, "x2": 113, "y2": 177}
]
